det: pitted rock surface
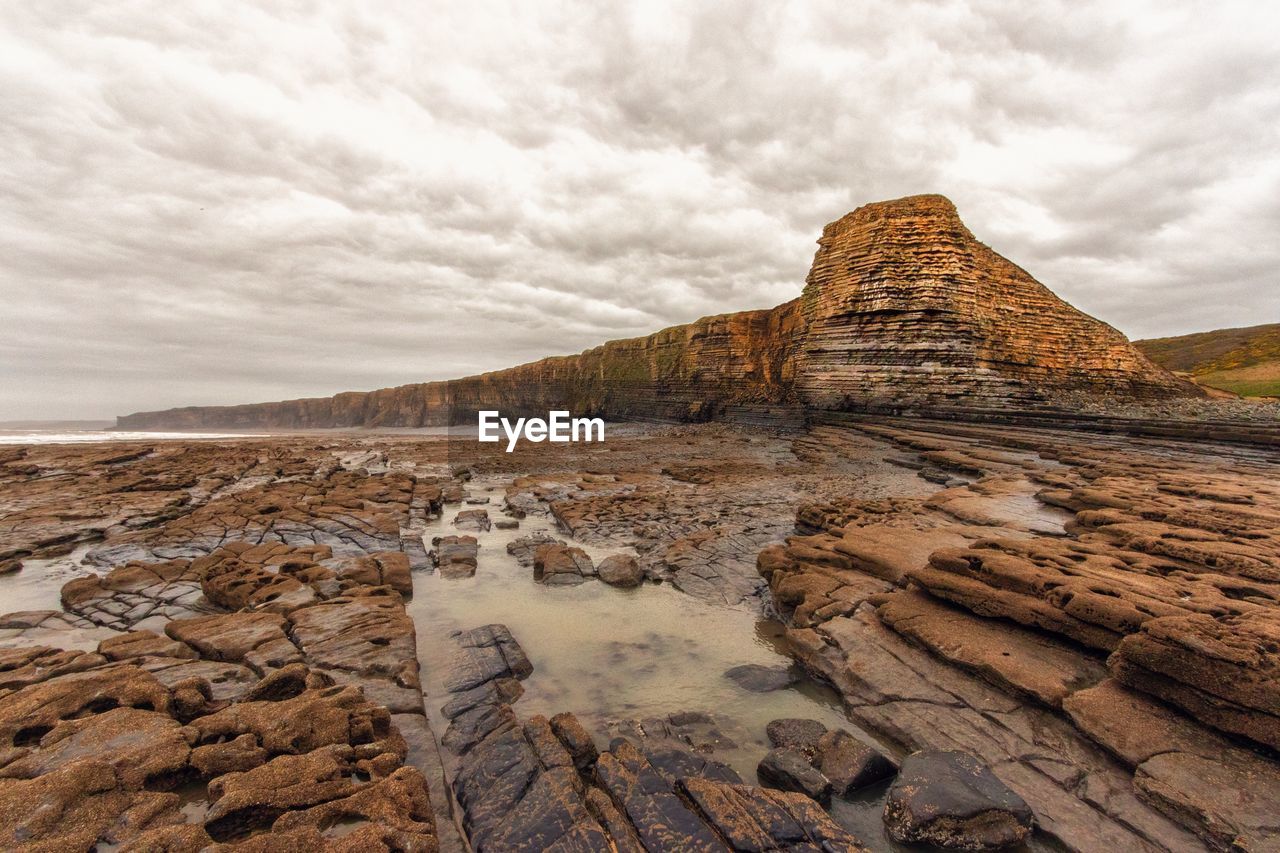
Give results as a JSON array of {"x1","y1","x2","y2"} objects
[
  {"x1": 0, "y1": 440, "x2": 461, "y2": 851},
  {"x1": 3, "y1": 409, "x2": 1279, "y2": 850}
]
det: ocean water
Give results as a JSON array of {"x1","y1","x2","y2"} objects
[{"x1": 0, "y1": 429, "x2": 266, "y2": 445}]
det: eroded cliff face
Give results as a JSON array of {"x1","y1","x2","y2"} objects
[
  {"x1": 118, "y1": 301, "x2": 802, "y2": 429},
  {"x1": 116, "y1": 195, "x2": 1198, "y2": 430},
  {"x1": 796, "y1": 194, "x2": 1194, "y2": 411}
]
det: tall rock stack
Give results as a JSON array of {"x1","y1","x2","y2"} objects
[
  {"x1": 115, "y1": 194, "x2": 1200, "y2": 430},
  {"x1": 796, "y1": 194, "x2": 1195, "y2": 413}
]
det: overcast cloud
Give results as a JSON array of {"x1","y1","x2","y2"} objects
[{"x1": 2, "y1": 1, "x2": 1278, "y2": 419}]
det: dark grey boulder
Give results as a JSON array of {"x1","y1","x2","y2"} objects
[
  {"x1": 883, "y1": 750, "x2": 1034, "y2": 850},
  {"x1": 815, "y1": 729, "x2": 897, "y2": 795},
  {"x1": 724, "y1": 663, "x2": 798, "y2": 693},
  {"x1": 757, "y1": 747, "x2": 833, "y2": 805},
  {"x1": 765, "y1": 718, "x2": 828, "y2": 757}
]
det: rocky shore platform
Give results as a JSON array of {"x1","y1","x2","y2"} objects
[{"x1": 1, "y1": 418, "x2": 1278, "y2": 851}]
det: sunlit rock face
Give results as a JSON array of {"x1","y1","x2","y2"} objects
[{"x1": 115, "y1": 194, "x2": 1198, "y2": 430}]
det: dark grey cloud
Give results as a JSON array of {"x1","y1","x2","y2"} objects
[{"x1": 2, "y1": 0, "x2": 1278, "y2": 418}]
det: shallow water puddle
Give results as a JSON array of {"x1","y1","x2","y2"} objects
[
  {"x1": 407, "y1": 476, "x2": 934, "y2": 849},
  {"x1": 408, "y1": 477, "x2": 879, "y2": 780},
  {"x1": 0, "y1": 543, "x2": 96, "y2": 614}
]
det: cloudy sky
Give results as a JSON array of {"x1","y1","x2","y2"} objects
[{"x1": 2, "y1": 1, "x2": 1278, "y2": 419}]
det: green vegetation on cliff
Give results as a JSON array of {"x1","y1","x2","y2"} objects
[{"x1": 1136, "y1": 323, "x2": 1280, "y2": 398}]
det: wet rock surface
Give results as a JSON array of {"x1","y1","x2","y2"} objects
[
  {"x1": 765, "y1": 417, "x2": 1280, "y2": 851},
  {"x1": 0, "y1": 437, "x2": 462, "y2": 851},
  {"x1": 1, "y1": 416, "x2": 1278, "y2": 850},
  {"x1": 724, "y1": 662, "x2": 798, "y2": 693},
  {"x1": 815, "y1": 730, "x2": 897, "y2": 797},
  {"x1": 431, "y1": 535, "x2": 479, "y2": 578},
  {"x1": 758, "y1": 747, "x2": 833, "y2": 804},
  {"x1": 532, "y1": 542, "x2": 595, "y2": 585},
  {"x1": 883, "y1": 750, "x2": 1034, "y2": 850}
]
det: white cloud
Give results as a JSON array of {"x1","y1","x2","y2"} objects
[{"x1": 1, "y1": 0, "x2": 1278, "y2": 418}]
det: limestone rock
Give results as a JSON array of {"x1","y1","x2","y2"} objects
[
  {"x1": 550, "y1": 712, "x2": 598, "y2": 775},
  {"x1": 453, "y1": 509, "x2": 491, "y2": 532},
  {"x1": 431, "y1": 535, "x2": 478, "y2": 578},
  {"x1": 444, "y1": 624, "x2": 533, "y2": 693},
  {"x1": 593, "y1": 739, "x2": 726, "y2": 852},
  {"x1": 506, "y1": 531, "x2": 562, "y2": 567},
  {"x1": 336, "y1": 551, "x2": 413, "y2": 597},
  {"x1": 98, "y1": 630, "x2": 196, "y2": 663},
  {"x1": 0, "y1": 707, "x2": 190, "y2": 789},
  {"x1": 679, "y1": 776, "x2": 870, "y2": 852},
  {"x1": 0, "y1": 758, "x2": 182, "y2": 850},
  {"x1": 1109, "y1": 611, "x2": 1280, "y2": 751},
  {"x1": 0, "y1": 663, "x2": 172, "y2": 747},
  {"x1": 117, "y1": 195, "x2": 1194, "y2": 431}
]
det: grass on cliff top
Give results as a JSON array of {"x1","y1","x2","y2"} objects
[
  {"x1": 1194, "y1": 365, "x2": 1280, "y2": 399},
  {"x1": 1136, "y1": 322, "x2": 1280, "y2": 373},
  {"x1": 1136, "y1": 322, "x2": 1280, "y2": 397}
]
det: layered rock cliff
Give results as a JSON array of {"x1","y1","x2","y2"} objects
[
  {"x1": 118, "y1": 302, "x2": 802, "y2": 430},
  {"x1": 796, "y1": 195, "x2": 1192, "y2": 410},
  {"x1": 116, "y1": 195, "x2": 1199, "y2": 430}
]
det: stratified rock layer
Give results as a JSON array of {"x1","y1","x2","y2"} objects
[
  {"x1": 115, "y1": 195, "x2": 1196, "y2": 430},
  {"x1": 762, "y1": 417, "x2": 1280, "y2": 852},
  {"x1": 795, "y1": 195, "x2": 1191, "y2": 410}
]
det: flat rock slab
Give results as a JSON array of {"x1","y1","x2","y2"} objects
[
  {"x1": 1110, "y1": 611, "x2": 1280, "y2": 751},
  {"x1": 789, "y1": 604, "x2": 1207, "y2": 851},
  {"x1": 453, "y1": 509, "x2": 491, "y2": 532},
  {"x1": 444, "y1": 624, "x2": 533, "y2": 693},
  {"x1": 884, "y1": 750, "x2": 1034, "y2": 850},
  {"x1": 877, "y1": 589, "x2": 1107, "y2": 709},
  {"x1": 1066, "y1": 678, "x2": 1280, "y2": 851},
  {"x1": 166, "y1": 611, "x2": 300, "y2": 673},
  {"x1": 680, "y1": 777, "x2": 871, "y2": 851},
  {"x1": 431, "y1": 535, "x2": 478, "y2": 579}
]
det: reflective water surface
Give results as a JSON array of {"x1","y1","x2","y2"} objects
[{"x1": 406, "y1": 476, "x2": 921, "y2": 849}]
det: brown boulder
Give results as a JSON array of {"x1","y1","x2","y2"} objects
[
  {"x1": 597, "y1": 554, "x2": 644, "y2": 587},
  {"x1": 431, "y1": 535, "x2": 479, "y2": 578}
]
